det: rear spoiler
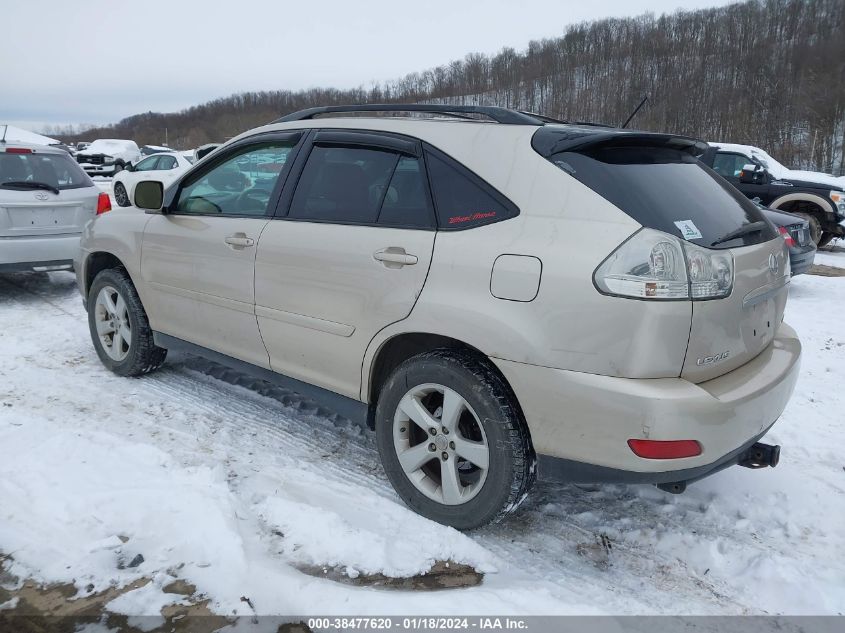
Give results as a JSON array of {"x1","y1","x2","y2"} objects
[{"x1": 532, "y1": 127, "x2": 709, "y2": 158}]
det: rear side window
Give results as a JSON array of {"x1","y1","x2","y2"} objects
[
  {"x1": 289, "y1": 146, "x2": 434, "y2": 228},
  {"x1": 548, "y1": 146, "x2": 776, "y2": 249},
  {"x1": 0, "y1": 151, "x2": 92, "y2": 190},
  {"x1": 425, "y1": 151, "x2": 518, "y2": 229}
]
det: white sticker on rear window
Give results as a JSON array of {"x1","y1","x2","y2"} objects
[{"x1": 673, "y1": 220, "x2": 703, "y2": 240}]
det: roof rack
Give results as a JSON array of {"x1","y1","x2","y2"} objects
[{"x1": 272, "y1": 104, "x2": 545, "y2": 126}]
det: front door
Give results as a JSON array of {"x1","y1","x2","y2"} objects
[
  {"x1": 141, "y1": 136, "x2": 302, "y2": 367},
  {"x1": 255, "y1": 134, "x2": 437, "y2": 398}
]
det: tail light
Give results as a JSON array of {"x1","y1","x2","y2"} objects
[
  {"x1": 778, "y1": 226, "x2": 795, "y2": 247},
  {"x1": 628, "y1": 439, "x2": 702, "y2": 459},
  {"x1": 96, "y1": 192, "x2": 112, "y2": 215},
  {"x1": 594, "y1": 228, "x2": 734, "y2": 301}
]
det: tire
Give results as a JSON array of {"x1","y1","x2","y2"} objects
[
  {"x1": 375, "y1": 349, "x2": 535, "y2": 529},
  {"x1": 817, "y1": 232, "x2": 835, "y2": 249},
  {"x1": 113, "y1": 182, "x2": 130, "y2": 207},
  {"x1": 87, "y1": 268, "x2": 167, "y2": 377},
  {"x1": 796, "y1": 213, "x2": 823, "y2": 245}
]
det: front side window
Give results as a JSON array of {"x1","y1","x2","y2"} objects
[
  {"x1": 712, "y1": 152, "x2": 751, "y2": 178},
  {"x1": 175, "y1": 143, "x2": 295, "y2": 216},
  {"x1": 290, "y1": 145, "x2": 432, "y2": 226},
  {"x1": 133, "y1": 156, "x2": 159, "y2": 172},
  {"x1": 0, "y1": 151, "x2": 92, "y2": 191}
]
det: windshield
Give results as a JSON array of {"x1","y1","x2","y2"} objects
[
  {"x1": 548, "y1": 146, "x2": 777, "y2": 249},
  {"x1": 0, "y1": 151, "x2": 93, "y2": 190}
]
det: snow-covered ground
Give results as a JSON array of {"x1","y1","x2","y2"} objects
[{"x1": 1, "y1": 253, "x2": 844, "y2": 619}]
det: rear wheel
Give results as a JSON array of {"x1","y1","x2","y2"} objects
[
  {"x1": 88, "y1": 268, "x2": 166, "y2": 376},
  {"x1": 375, "y1": 349, "x2": 535, "y2": 529},
  {"x1": 113, "y1": 182, "x2": 130, "y2": 207}
]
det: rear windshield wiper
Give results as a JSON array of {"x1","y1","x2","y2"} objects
[
  {"x1": 0, "y1": 181, "x2": 60, "y2": 195},
  {"x1": 710, "y1": 221, "x2": 768, "y2": 247}
]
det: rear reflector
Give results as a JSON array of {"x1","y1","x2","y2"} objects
[
  {"x1": 5, "y1": 147, "x2": 33, "y2": 154},
  {"x1": 778, "y1": 226, "x2": 796, "y2": 247},
  {"x1": 627, "y1": 439, "x2": 702, "y2": 459},
  {"x1": 96, "y1": 192, "x2": 112, "y2": 215}
]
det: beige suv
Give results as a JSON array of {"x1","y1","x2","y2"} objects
[{"x1": 75, "y1": 105, "x2": 801, "y2": 529}]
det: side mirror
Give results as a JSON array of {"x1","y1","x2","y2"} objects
[
  {"x1": 739, "y1": 163, "x2": 766, "y2": 185},
  {"x1": 134, "y1": 180, "x2": 165, "y2": 213},
  {"x1": 125, "y1": 163, "x2": 135, "y2": 172}
]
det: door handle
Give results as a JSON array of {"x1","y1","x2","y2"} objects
[
  {"x1": 373, "y1": 247, "x2": 418, "y2": 268},
  {"x1": 224, "y1": 234, "x2": 255, "y2": 249}
]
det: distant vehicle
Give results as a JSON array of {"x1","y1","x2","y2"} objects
[
  {"x1": 112, "y1": 151, "x2": 193, "y2": 207},
  {"x1": 760, "y1": 205, "x2": 816, "y2": 276},
  {"x1": 76, "y1": 142, "x2": 91, "y2": 152},
  {"x1": 1, "y1": 141, "x2": 109, "y2": 273},
  {"x1": 140, "y1": 145, "x2": 172, "y2": 157},
  {"x1": 194, "y1": 143, "x2": 221, "y2": 161},
  {"x1": 703, "y1": 143, "x2": 845, "y2": 247},
  {"x1": 76, "y1": 139, "x2": 141, "y2": 177}
]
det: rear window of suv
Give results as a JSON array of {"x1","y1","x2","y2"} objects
[
  {"x1": 546, "y1": 145, "x2": 776, "y2": 249},
  {"x1": 0, "y1": 151, "x2": 93, "y2": 191}
]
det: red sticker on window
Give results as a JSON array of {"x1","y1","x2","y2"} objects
[{"x1": 448, "y1": 211, "x2": 497, "y2": 225}]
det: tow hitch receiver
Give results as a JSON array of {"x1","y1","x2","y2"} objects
[{"x1": 739, "y1": 442, "x2": 781, "y2": 469}]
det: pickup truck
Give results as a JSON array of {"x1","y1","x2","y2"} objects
[
  {"x1": 76, "y1": 139, "x2": 141, "y2": 178},
  {"x1": 703, "y1": 143, "x2": 845, "y2": 247}
]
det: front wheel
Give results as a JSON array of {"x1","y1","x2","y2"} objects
[
  {"x1": 88, "y1": 268, "x2": 167, "y2": 376},
  {"x1": 113, "y1": 182, "x2": 130, "y2": 207},
  {"x1": 375, "y1": 349, "x2": 535, "y2": 529},
  {"x1": 796, "y1": 213, "x2": 823, "y2": 245}
]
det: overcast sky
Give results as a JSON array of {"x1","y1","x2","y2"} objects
[{"x1": 2, "y1": 0, "x2": 737, "y2": 131}]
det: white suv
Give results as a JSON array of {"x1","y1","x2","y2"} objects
[
  {"x1": 75, "y1": 105, "x2": 800, "y2": 529},
  {"x1": 1, "y1": 141, "x2": 107, "y2": 273}
]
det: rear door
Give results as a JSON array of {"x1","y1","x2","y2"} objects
[
  {"x1": 254, "y1": 131, "x2": 437, "y2": 399},
  {"x1": 140, "y1": 133, "x2": 303, "y2": 367},
  {"x1": 0, "y1": 149, "x2": 97, "y2": 237}
]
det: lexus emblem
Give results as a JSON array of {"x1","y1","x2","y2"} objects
[
  {"x1": 34, "y1": 192, "x2": 49, "y2": 201},
  {"x1": 768, "y1": 252, "x2": 779, "y2": 275}
]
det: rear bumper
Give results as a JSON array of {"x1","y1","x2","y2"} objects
[
  {"x1": 0, "y1": 233, "x2": 81, "y2": 270},
  {"x1": 493, "y1": 322, "x2": 801, "y2": 482},
  {"x1": 789, "y1": 244, "x2": 816, "y2": 276}
]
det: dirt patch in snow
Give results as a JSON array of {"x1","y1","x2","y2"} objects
[
  {"x1": 809, "y1": 264, "x2": 845, "y2": 277},
  {"x1": 0, "y1": 556, "x2": 230, "y2": 633},
  {"x1": 297, "y1": 560, "x2": 483, "y2": 591}
]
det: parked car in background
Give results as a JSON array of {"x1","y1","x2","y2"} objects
[
  {"x1": 703, "y1": 143, "x2": 845, "y2": 247},
  {"x1": 76, "y1": 139, "x2": 141, "y2": 177},
  {"x1": 76, "y1": 142, "x2": 91, "y2": 152},
  {"x1": 112, "y1": 151, "x2": 193, "y2": 207},
  {"x1": 1, "y1": 141, "x2": 109, "y2": 273},
  {"x1": 140, "y1": 145, "x2": 172, "y2": 157},
  {"x1": 760, "y1": 206, "x2": 816, "y2": 276},
  {"x1": 194, "y1": 143, "x2": 221, "y2": 161},
  {"x1": 76, "y1": 104, "x2": 799, "y2": 529}
]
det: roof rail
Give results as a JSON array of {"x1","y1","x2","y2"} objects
[{"x1": 272, "y1": 104, "x2": 545, "y2": 126}]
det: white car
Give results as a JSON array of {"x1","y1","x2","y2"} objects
[
  {"x1": 1, "y1": 141, "x2": 107, "y2": 273},
  {"x1": 76, "y1": 139, "x2": 141, "y2": 178},
  {"x1": 112, "y1": 151, "x2": 194, "y2": 207}
]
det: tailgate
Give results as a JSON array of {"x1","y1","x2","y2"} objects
[
  {"x1": 0, "y1": 190, "x2": 96, "y2": 238},
  {"x1": 683, "y1": 237, "x2": 790, "y2": 382}
]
